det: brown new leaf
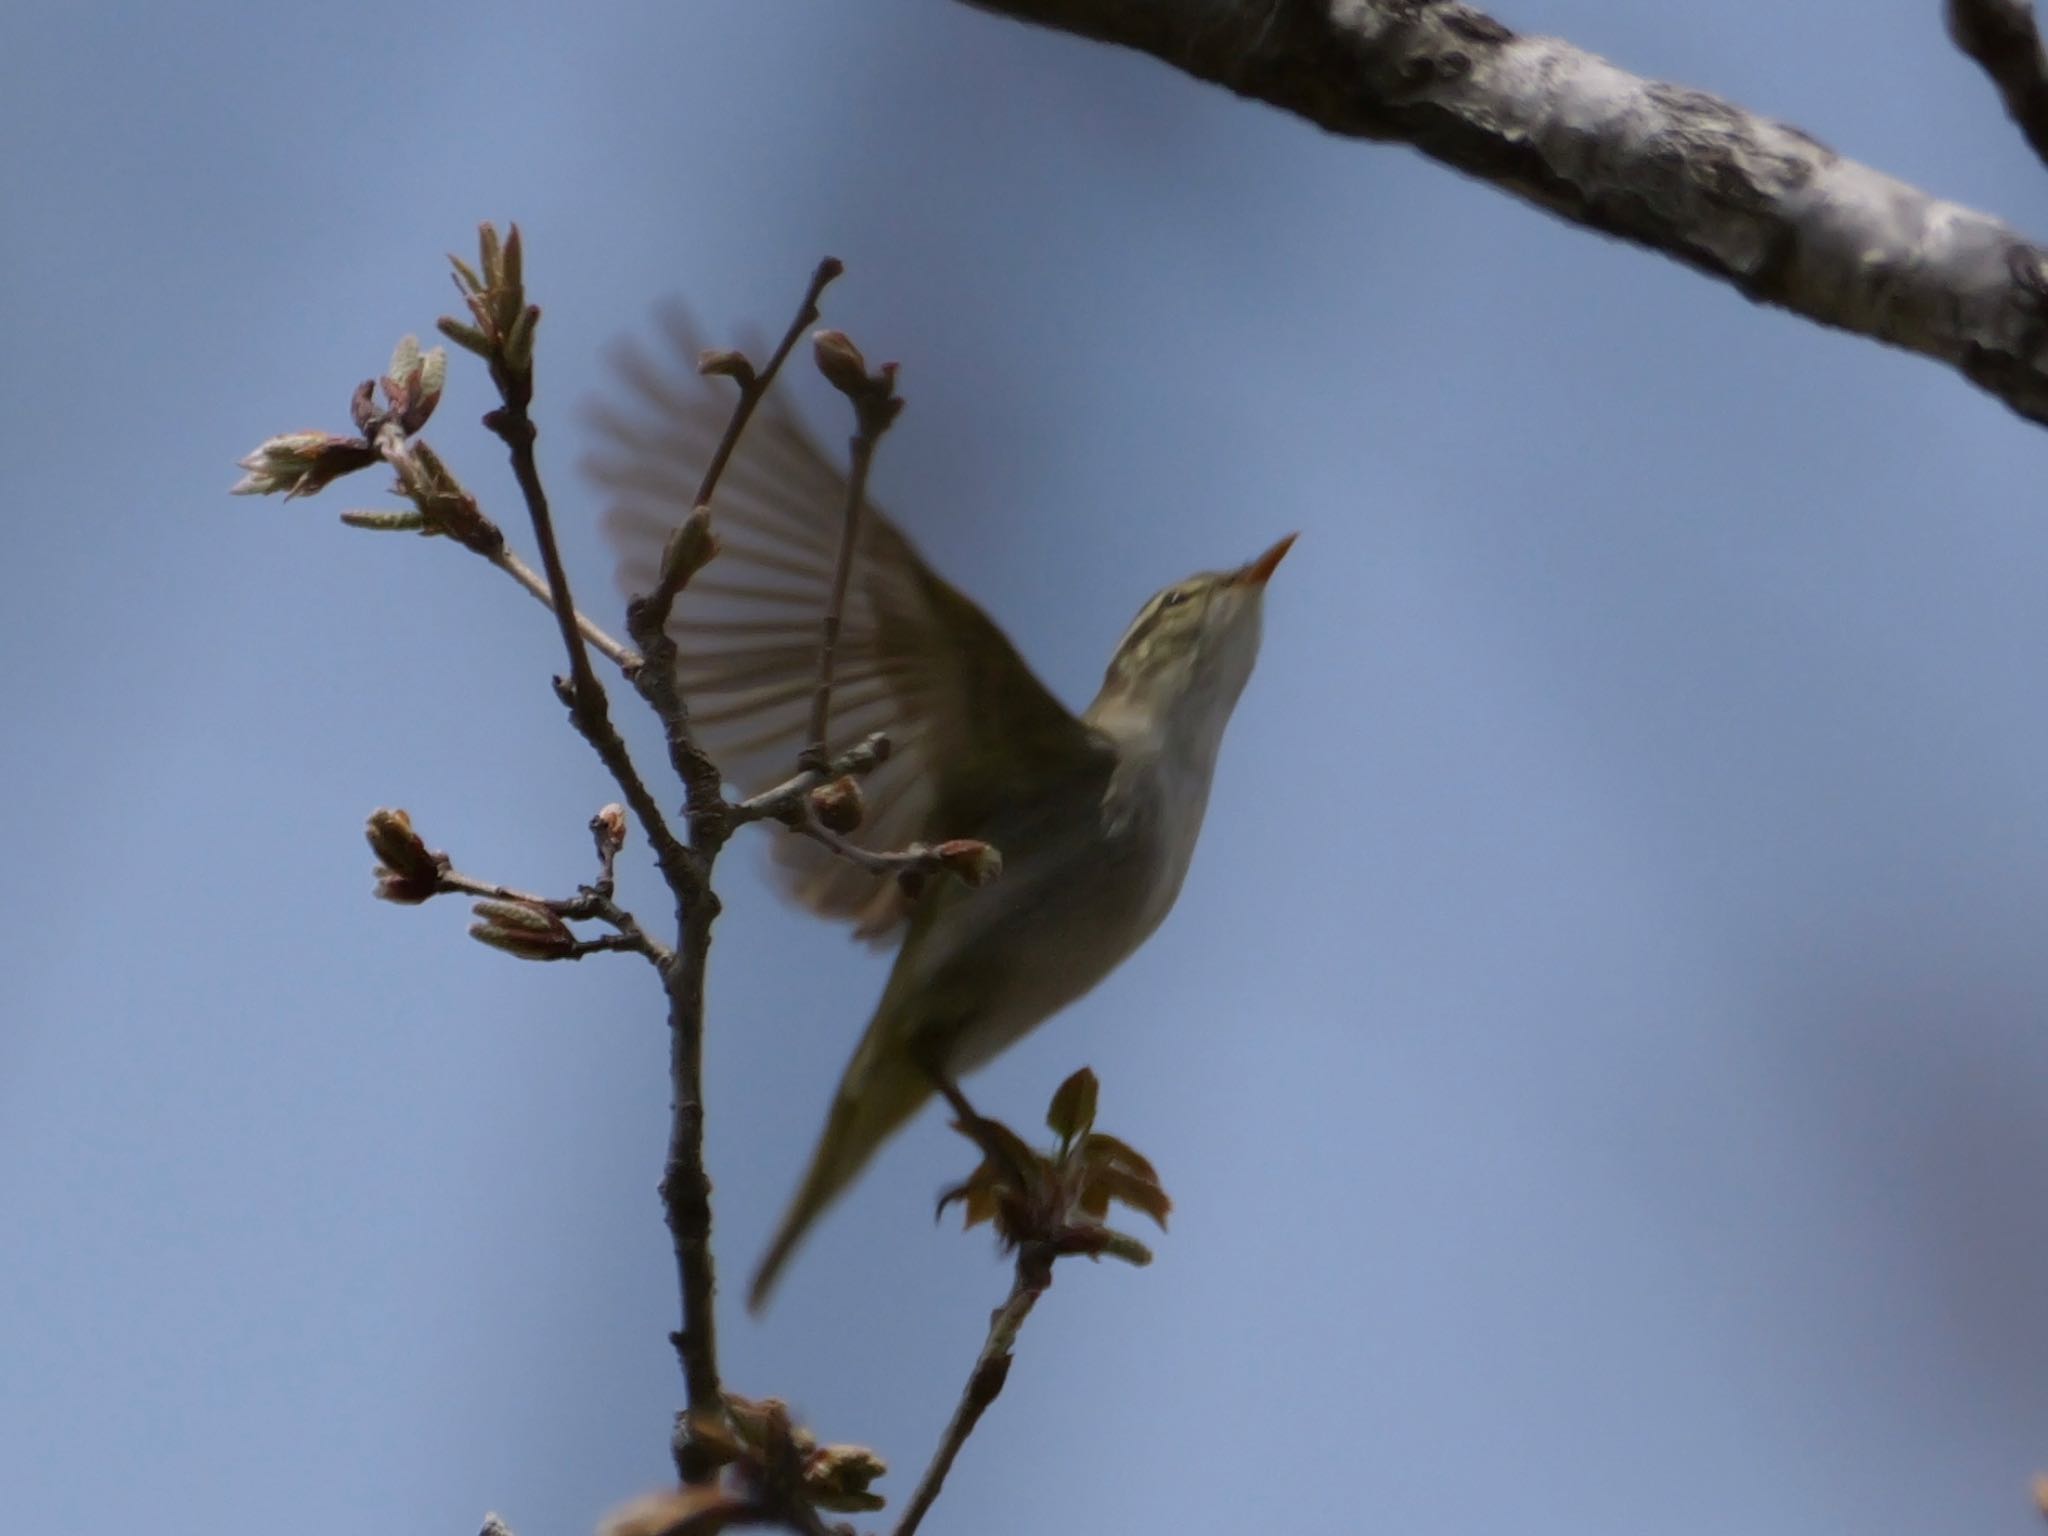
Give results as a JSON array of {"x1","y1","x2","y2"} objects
[{"x1": 938, "y1": 1068, "x2": 1170, "y2": 1266}]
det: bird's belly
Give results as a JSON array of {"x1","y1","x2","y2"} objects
[{"x1": 907, "y1": 825, "x2": 1180, "y2": 1076}]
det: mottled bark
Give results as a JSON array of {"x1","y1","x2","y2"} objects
[{"x1": 964, "y1": 0, "x2": 2048, "y2": 426}]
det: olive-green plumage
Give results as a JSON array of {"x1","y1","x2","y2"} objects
[{"x1": 588, "y1": 313, "x2": 1290, "y2": 1309}]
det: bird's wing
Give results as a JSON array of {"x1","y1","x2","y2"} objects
[{"x1": 585, "y1": 306, "x2": 1107, "y2": 943}]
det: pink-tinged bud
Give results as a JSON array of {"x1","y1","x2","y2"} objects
[
  {"x1": 591, "y1": 803, "x2": 628, "y2": 859},
  {"x1": 933, "y1": 838, "x2": 1003, "y2": 887},
  {"x1": 809, "y1": 775, "x2": 865, "y2": 834},
  {"x1": 811, "y1": 328, "x2": 869, "y2": 395},
  {"x1": 468, "y1": 899, "x2": 576, "y2": 961}
]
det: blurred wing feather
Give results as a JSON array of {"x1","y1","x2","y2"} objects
[{"x1": 585, "y1": 306, "x2": 1103, "y2": 943}]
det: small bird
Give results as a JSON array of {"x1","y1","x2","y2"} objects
[{"x1": 587, "y1": 313, "x2": 1291, "y2": 1310}]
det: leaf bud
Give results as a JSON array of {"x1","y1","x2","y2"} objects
[
  {"x1": 808, "y1": 775, "x2": 865, "y2": 834},
  {"x1": 933, "y1": 838, "x2": 1003, "y2": 887},
  {"x1": 591, "y1": 802, "x2": 628, "y2": 860},
  {"x1": 366, "y1": 807, "x2": 446, "y2": 902},
  {"x1": 810, "y1": 328, "x2": 869, "y2": 395},
  {"x1": 468, "y1": 898, "x2": 576, "y2": 961}
]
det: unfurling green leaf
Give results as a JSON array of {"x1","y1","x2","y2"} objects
[
  {"x1": 437, "y1": 316, "x2": 493, "y2": 357},
  {"x1": 1045, "y1": 1066, "x2": 1099, "y2": 1144},
  {"x1": 339, "y1": 508, "x2": 429, "y2": 533}
]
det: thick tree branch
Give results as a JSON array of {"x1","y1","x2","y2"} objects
[
  {"x1": 1949, "y1": 0, "x2": 2048, "y2": 173},
  {"x1": 963, "y1": 0, "x2": 2048, "y2": 426}
]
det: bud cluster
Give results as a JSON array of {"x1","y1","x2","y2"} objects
[{"x1": 938, "y1": 1067, "x2": 1170, "y2": 1269}]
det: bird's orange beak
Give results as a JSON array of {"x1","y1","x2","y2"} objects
[{"x1": 1234, "y1": 532, "x2": 1298, "y2": 587}]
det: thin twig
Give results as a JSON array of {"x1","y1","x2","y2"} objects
[
  {"x1": 785, "y1": 809, "x2": 949, "y2": 880},
  {"x1": 365, "y1": 422, "x2": 689, "y2": 896},
  {"x1": 801, "y1": 368, "x2": 896, "y2": 768},
  {"x1": 433, "y1": 866, "x2": 668, "y2": 970},
  {"x1": 687, "y1": 260, "x2": 845, "y2": 516},
  {"x1": 554, "y1": 932, "x2": 647, "y2": 959},
  {"x1": 484, "y1": 396, "x2": 604, "y2": 731},
  {"x1": 730, "y1": 732, "x2": 894, "y2": 825},
  {"x1": 1949, "y1": 0, "x2": 2048, "y2": 172},
  {"x1": 610, "y1": 263, "x2": 846, "y2": 1484},
  {"x1": 892, "y1": 1252, "x2": 1054, "y2": 1536},
  {"x1": 360, "y1": 423, "x2": 639, "y2": 671},
  {"x1": 434, "y1": 869, "x2": 550, "y2": 905},
  {"x1": 558, "y1": 893, "x2": 667, "y2": 966},
  {"x1": 487, "y1": 546, "x2": 638, "y2": 670},
  {"x1": 626, "y1": 257, "x2": 844, "y2": 817},
  {"x1": 802, "y1": 433, "x2": 873, "y2": 767},
  {"x1": 460, "y1": 256, "x2": 731, "y2": 1472}
]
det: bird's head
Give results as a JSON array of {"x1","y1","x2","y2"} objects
[{"x1": 1093, "y1": 533, "x2": 1295, "y2": 750}]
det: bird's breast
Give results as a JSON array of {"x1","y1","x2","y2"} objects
[{"x1": 893, "y1": 751, "x2": 1218, "y2": 1076}]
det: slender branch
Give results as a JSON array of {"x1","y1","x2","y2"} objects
[
  {"x1": 801, "y1": 344, "x2": 899, "y2": 767},
  {"x1": 892, "y1": 1252, "x2": 1053, "y2": 1536},
  {"x1": 359, "y1": 422, "x2": 633, "y2": 667},
  {"x1": 607, "y1": 263, "x2": 848, "y2": 1483},
  {"x1": 660, "y1": 897, "x2": 722, "y2": 1486},
  {"x1": 487, "y1": 546, "x2": 638, "y2": 670},
  {"x1": 961, "y1": 0, "x2": 2048, "y2": 428},
  {"x1": 365, "y1": 421, "x2": 693, "y2": 898},
  {"x1": 730, "y1": 732, "x2": 894, "y2": 825},
  {"x1": 485, "y1": 396, "x2": 605, "y2": 728},
  {"x1": 802, "y1": 429, "x2": 877, "y2": 767},
  {"x1": 449, "y1": 235, "x2": 735, "y2": 1474},
  {"x1": 563, "y1": 896, "x2": 665, "y2": 963},
  {"x1": 1949, "y1": 0, "x2": 2048, "y2": 173},
  {"x1": 626, "y1": 257, "x2": 844, "y2": 817},
  {"x1": 434, "y1": 869, "x2": 551, "y2": 905},
  {"x1": 434, "y1": 869, "x2": 673, "y2": 969},
  {"x1": 687, "y1": 260, "x2": 845, "y2": 515},
  {"x1": 785, "y1": 808, "x2": 951, "y2": 881},
  {"x1": 559, "y1": 932, "x2": 651, "y2": 959}
]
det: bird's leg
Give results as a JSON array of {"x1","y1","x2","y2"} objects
[
  {"x1": 931, "y1": 1070, "x2": 981, "y2": 1127},
  {"x1": 920, "y1": 1053, "x2": 1038, "y2": 1190}
]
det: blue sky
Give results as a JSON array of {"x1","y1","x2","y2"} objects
[{"x1": 4, "y1": 3, "x2": 2046, "y2": 1533}]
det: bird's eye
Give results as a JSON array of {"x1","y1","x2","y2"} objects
[{"x1": 1161, "y1": 588, "x2": 1191, "y2": 609}]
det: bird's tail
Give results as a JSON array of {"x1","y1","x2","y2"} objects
[{"x1": 747, "y1": 1047, "x2": 934, "y2": 1312}]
